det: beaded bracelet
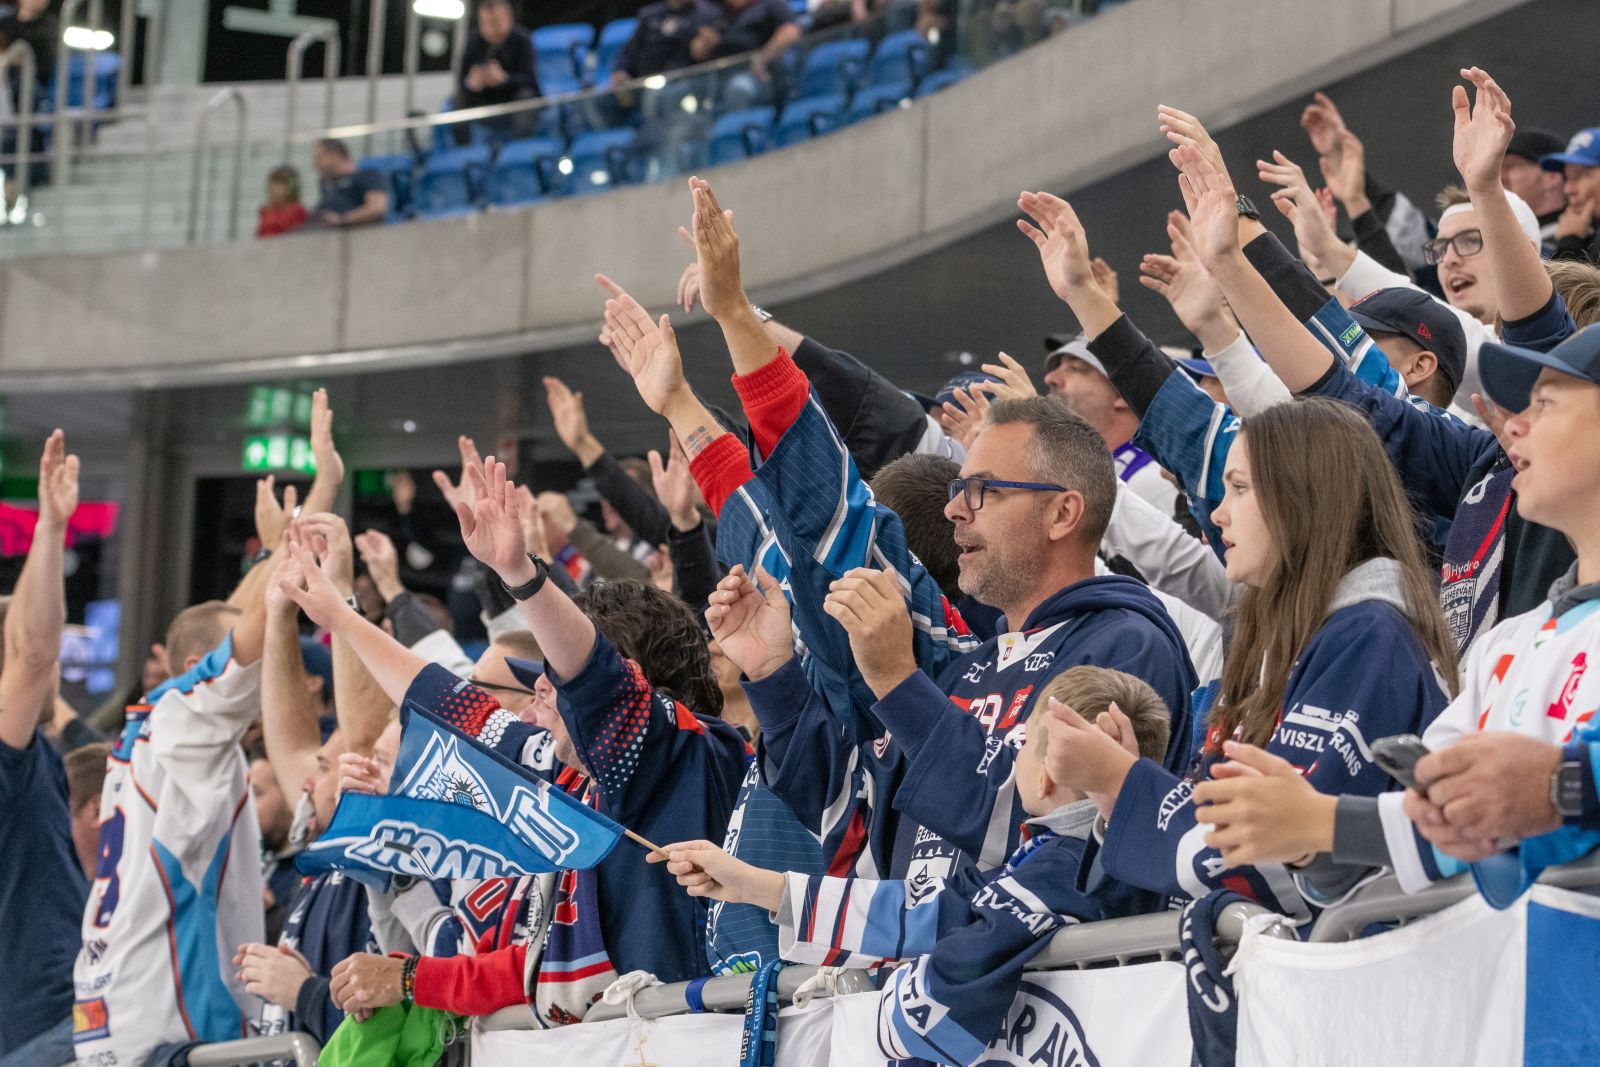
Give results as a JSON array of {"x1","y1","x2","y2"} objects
[{"x1": 400, "y1": 955, "x2": 419, "y2": 1002}]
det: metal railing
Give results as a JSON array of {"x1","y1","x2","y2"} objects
[
  {"x1": 187, "y1": 1031, "x2": 320, "y2": 1066},
  {"x1": 1309, "y1": 851, "x2": 1600, "y2": 943},
  {"x1": 52, "y1": 0, "x2": 103, "y2": 185},
  {"x1": 285, "y1": 25, "x2": 341, "y2": 161},
  {"x1": 1, "y1": 40, "x2": 36, "y2": 204},
  {"x1": 186, "y1": 87, "x2": 247, "y2": 243}
]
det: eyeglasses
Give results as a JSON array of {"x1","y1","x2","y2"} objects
[
  {"x1": 468, "y1": 677, "x2": 537, "y2": 700},
  {"x1": 947, "y1": 476, "x2": 1068, "y2": 511},
  {"x1": 1422, "y1": 228, "x2": 1484, "y2": 265}
]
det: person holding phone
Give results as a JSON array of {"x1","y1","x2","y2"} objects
[{"x1": 1029, "y1": 395, "x2": 1457, "y2": 917}]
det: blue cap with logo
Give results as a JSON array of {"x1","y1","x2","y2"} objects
[
  {"x1": 932, "y1": 370, "x2": 1004, "y2": 411},
  {"x1": 1346, "y1": 287, "x2": 1469, "y2": 396},
  {"x1": 1540, "y1": 127, "x2": 1600, "y2": 171},
  {"x1": 1479, "y1": 323, "x2": 1600, "y2": 413}
]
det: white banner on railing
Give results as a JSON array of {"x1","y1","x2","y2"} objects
[
  {"x1": 472, "y1": 963, "x2": 1192, "y2": 1066},
  {"x1": 1234, "y1": 884, "x2": 1600, "y2": 1066}
]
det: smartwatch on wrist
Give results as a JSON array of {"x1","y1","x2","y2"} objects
[
  {"x1": 1552, "y1": 758, "x2": 1588, "y2": 819},
  {"x1": 343, "y1": 594, "x2": 363, "y2": 613},
  {"x1": 1235, "y1": 193, "x2": 1261, "y2": 221},
  {"x1": 502, "y1": 554, "x2": 551, "y2": 601}
]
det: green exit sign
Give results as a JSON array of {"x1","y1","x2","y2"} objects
[
  {"x1": 243, "y1": 434, "x2": 317, "y2": 475},
  {"x1": 245, "y1": 385, "x2": 318, "y2": 428}
]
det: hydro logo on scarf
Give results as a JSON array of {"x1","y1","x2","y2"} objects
[{"x1": 977, "y1": 981, "x2": 1102, "y2": 1067}]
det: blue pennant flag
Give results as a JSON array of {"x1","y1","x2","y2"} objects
[{"x1": 299, "y1": 701, "x2": 623, "y2": 880}]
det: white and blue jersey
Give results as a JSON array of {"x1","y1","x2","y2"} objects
[{"x1": 73, "y1": 635, "x2": 265, "y2": 1065}]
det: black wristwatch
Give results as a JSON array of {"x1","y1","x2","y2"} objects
[
  {"x1": 1235, "y1": 193, "x2": 1260, "y2": 221},
  {"x1": 501, "y1": 554, "x2": 551, "y2": 601},
  {"x1": 1552, "y1": 758, "x2": 1588, "y2": 819}
]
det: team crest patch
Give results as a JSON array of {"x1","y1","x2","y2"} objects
[{"x1": 73, "y1": 997, "x2": 111, "y2": 1041}]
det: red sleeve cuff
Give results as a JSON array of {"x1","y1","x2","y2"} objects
[
  {"x1": 688, "y1": 432, "x2": 755, "y2": 517},
  {"x1": 731, "y1": 348, "x2": 809, "y2": 458},
  {"x1": 413, "y1": 946, "x2": 528, "y2": 1016}
]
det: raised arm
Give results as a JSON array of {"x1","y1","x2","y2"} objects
[
  {"x1": 691, "y1": 177, "x2": 782, "y2": 379},
  {"x1": 261, "y1": 549, "x2": 321, "y2": 803},
  {"x1": 0, "y1": 431, "x2": 76, "y2": 749},
  {"x1": 302, "y1": 513, "x2": 393, "y2": 757},
  {"x1": 301, "y1": 389, "x2": 346, "y2": 517},
  {"x1": 1454, "y1": 68, "x2": 1552, "y2": 322}
]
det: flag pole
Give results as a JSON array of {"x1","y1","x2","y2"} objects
[{"x1": 624, "y1": 827, "x2": 671, "y2": 860}]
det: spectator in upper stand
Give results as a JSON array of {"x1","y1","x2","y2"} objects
[
  {"x1": 1501, "y1": 127, "x2": 1567, "y2": 246},
  {"x1": 310, "y1": 139, "x2": 389, "y2": 228},
  {"x1": 256, "y1": 165, "x2": 308, "y2": 239},
  {"x1": 0, "y1": 431, "x2": 85, "y2": 1067},
  {"x1": 453, "y1": 0, "x2": 541, "y2": 146},
  {"x1": 1541, "y1": 127, "x2": 1600, "y2": 264},
  {"x1": 1042, "y1": 333, "x2": 1184, "y2": 518},
  {"x1": 692, "y1": 0, "x2": 802, "y2": 110},
  {"x1": 610, "y1": 0, "x2": 721, "y2": 89},
  {"x1": 0, "y1": 0, "x2": 57, "y2": 207}
]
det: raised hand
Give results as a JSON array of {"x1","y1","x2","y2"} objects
[
  {"x1": 431, "y1": 435, "x2": 484, "y2": 511},
  {"x1": 455, "y1": 456, "x2": 530, "y2": 584},
  {"x1": 1318, "y1": 130, "x2": 1370, "y2": 214},
  {"x1": 1089, "y1": 257, "x2": 1120, "y2": 306},
  {"x1": 688, "y1": 177, "x2": 746, "y2": 319},
  {"x1": 296, "y1": 512, "x2": 355, "y2": 594},
  {"x1": 1139, "y1": 212, "x2": 1236, "y2": 348},
  {"x1": 1299, "y1": 91, "x2": 1349, "y2": 160},
  {"x1": 307, "y1": 388, "x2": 345, "y2": 505},
  {"x1": 354, "y1": 529, "x2": 404, "y2": 602},
  {"x1": 1017, "y1": 191, "x2": 1101, "y2": 307},
  {"x1": 1452, "y1": 66, "x2": 1515, "y2": 195},
  {"x1": 597, "y1": 274, "x2": 691, "y2": 416},
  {"x1": 254, "y1": 475, "x2": 298, "y2": 550},
  {"x1": 543, "y1": 376, "x2": 603, "y2": 465},
  {"x1": 512, "y1": 485, "x2": 551, "y2": 559},
  {"x1": 338, "y1": 751, "x2": 390, "y2": 796},
  {"x1": 535, "y1": 491, "x2": 575, "y2": 555},
  {"x1": 390, "y1": 469, "x2": 417, "y2": 515},
  {"x1": 940, "y1": 384, "x2": 994, "y2": 451},
  {"x1": 823, "y1": 566, "x2": 917, "y2": 699},
  {"x1": 977, "y1": 352, "x2": 1038, "y2": 401},
  {"x1": 36, "y1": 429, "x2": 79, "y2": 529},
  {"x1": 675, "y1": 224, "x2": 704, "y2": 313},
  {"x1": 704, "y1": 564, "x2": 793, "y2": 683},
  {"x1": 1257, "y1": 149, "x2": 1344, "y2": 267},
  {"x1": 1158, "y1": 105, "x2": 1233, "y2": 188},
  {"x1": 276, "y1": 537, "x2": 355, "y2": 630},
  {"x1": 1172, "y1": 144, "x2": 1244, "y2": 271},
  {"x1": 648, "y1": 432, "x2": 702, "y2": 532}
]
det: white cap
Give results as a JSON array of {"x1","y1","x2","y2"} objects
[
  {"x1": 1438, "y1": 189, "x2": 1541, "y2": 248},
  {"x1": 1046, "y1": 337, "x2": 1108, "y2": 378}
]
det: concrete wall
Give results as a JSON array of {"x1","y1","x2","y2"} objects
[{"x1": 0, "y1": 0, "x2": 1526, "y2": 390}]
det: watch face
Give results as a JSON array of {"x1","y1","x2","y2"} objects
[{"x1": 1556, "y1": 762, "x2": 1587, "y2": 816}]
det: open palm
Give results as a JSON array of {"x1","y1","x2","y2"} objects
[
  {"x1": 705, "y1": 566, "x2": 793, "y2": 681},
  {"x1": 598, "y1": 275, "x2": 688, "y2": 415},
  {"x1": 1452, "y1": 67, "x2": 1515, "y2": 193},
  {"x1": 37, "y1": 430, "x2": 79, "y2": 526},
  {"x1": 455, "y1": 457, "x2": 527, "y2": 579}
]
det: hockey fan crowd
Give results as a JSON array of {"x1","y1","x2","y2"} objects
[{"x1": 6, "y1": 65, "x2": 1600, "y2": 1067}]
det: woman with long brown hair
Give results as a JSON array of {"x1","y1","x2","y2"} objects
[{"x1": 1045, "y1": 397, "x2": 1457, "y2": 918}]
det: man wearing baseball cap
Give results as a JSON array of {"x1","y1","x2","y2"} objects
[
  {"x1": 1541, "y1": 126, "x2": 1600, "y2": 264},
  {"x1": 1042, "y1": 333, "x2": 1181, "y2": 516},
  {"x1": 1345, "y1": 287, "x2": 1469, "y2": 410},
  {"x1": 1501, "y1": 127, "x2": 1568, "y2": 246}
]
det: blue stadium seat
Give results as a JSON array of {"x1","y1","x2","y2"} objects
[
  {"x1": 914, "y1": 65, "x2": 970, "y2": 98},
  {"x1": 487, "y1": 137, "x2": 563, "y2": 205},
  {"x1": 844, "y1": 83, "x2": 911, "y2": 124},
  {"x1": 532, "y1": 23, "x2": 596, "y2": 93},
  {"x1": 66, "y1": 51, "x2": 121, "y2": 109},
  {"x1": 867, "y1": 30, "x2": 932, "y2": 88},
  {"x1": 594, "y1": 18, "x2": 638, "y2": 81},
  {"x1": 795, "y1": 39, "x2": 869, "y2": 100},
  {"x1": 415, "y1": 146, "x2": 491, "y2": 217},
  {"x1": 358, "y1": 153, "x2": 417, "y2": 219},
  {"x1": 562, "y1": 128, "x2": 638, "y2": 194},
  {"x1": 773, "y1": 95, "x2": 845, "y2": 147},
  {"x1": 705, "y1": 106, "x2": 775, "y2": 165}
]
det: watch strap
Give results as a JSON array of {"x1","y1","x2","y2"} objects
[
  {"x1": 1235, "y1": 193, "x2": 1260, "y2": 220},
  {"x1": 502, "y1": 554, "x2": 551, "y2": 602}
]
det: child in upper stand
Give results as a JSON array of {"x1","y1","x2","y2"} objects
[{"x1": 651, "y1": 666, "x2": 1171, "y2": 1067}]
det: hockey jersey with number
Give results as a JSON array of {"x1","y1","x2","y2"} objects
[{"x1": 73, "y1": 635, "x2": 265, "y2": 1065}]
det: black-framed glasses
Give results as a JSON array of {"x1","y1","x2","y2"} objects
[
  {"x1": 947, "y1": 477, "x2": 1068, "y2": 511},
  {"x1": 1422, "y1": 228, "x2": 1484, "y2": 265},
  {"x1": 468, "y1": 677, "x2": 537, "y2": 699}
]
